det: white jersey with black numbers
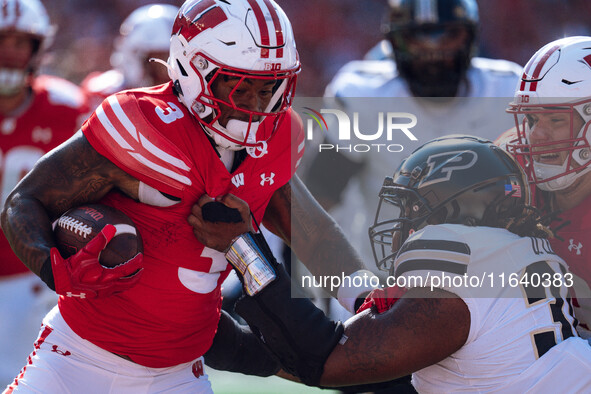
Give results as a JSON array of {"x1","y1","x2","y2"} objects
[
  {"x1": 318, "y1": 57, "x2": 523, "y2": 264},
  {"x1": 393, "y1": 224, "x2": 591, "y2": 393}
]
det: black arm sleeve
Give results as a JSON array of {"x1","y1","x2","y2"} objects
[
  {"x1": 235, "y1": 262, "x2": 344, "y2": 387},
  {"x1": 203, "y1": 309, "x2": 281, "y2": 377}
]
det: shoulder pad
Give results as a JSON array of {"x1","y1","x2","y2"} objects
[
  {"x1": 82, "y1": 70, "x2": 126, "y2": 97},
  {"x1": 82, "y1": 92, "x2": 192, "y2": 197},
  {"x1": 34, "y1": 75, "x2": 87, "y2": 109},
  {"x1": 325, "y1": 60, "x2": 397, "y2": 98},
  {"x1": 338, "y1": 59, "x2": 396, "y2": 77},
  {"x1": 394, "y1": 225, "x2": 471, "y2": 277},
  {"x1": 471, "y1": 57, "x2": 523, "y2": 76}
]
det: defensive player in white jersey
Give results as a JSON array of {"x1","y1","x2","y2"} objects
[
  {"x1": 81, "y1": 3, "x2": 178, "y2": 111},
  {"x1": 0, "y1": 0, "x2": 88, "y2": 387},
  {"x1": 1, "y1": 0, "x2": 369, "y2": 392},
  {"x1": 305, "y1": 0, "x2": 523, "y2": 268},
  {"x1": 196, "y1": 135, "x2": 591, "y2": 392}
]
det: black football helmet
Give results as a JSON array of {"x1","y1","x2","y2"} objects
[
  {"x1": 384, "y1": 0, "x2": 479, "y2": 97},
  {"x1": 369, "y1": 135, "x2": 530, "y2": 272}
]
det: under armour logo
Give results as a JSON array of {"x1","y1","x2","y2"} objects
[
  {"x1": 51, "y1": 345, "x2": 71, "y2": 356},
  {"x1": 232, "y1": 173, "x2": 245, "y2": 188},
  {"x1": 66, "y1": 292, "x2": 86, "y2": 298},
  {"x1": 568, "y1": 239, "x2": 583, "y2": 255},
  {"x1": 260, "y1": 173, "x2": 275, "y2": 186}
]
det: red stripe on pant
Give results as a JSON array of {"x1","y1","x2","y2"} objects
[{"x1": 5, "y1": 324, "x2": 54, "y2": 394}]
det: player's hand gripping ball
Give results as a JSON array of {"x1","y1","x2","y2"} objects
[
  {"x1": 54, "y1": 204, "x2": 143, "y2": 267},
  {"x1": 51, "y1": 204, "x2": 144, "y2": 299}
]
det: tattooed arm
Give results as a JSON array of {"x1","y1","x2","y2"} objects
[
  {"x1": 262, "y1": 174, "x2": 367, "y2": 298},
  {"x1": 320, "y1": 287, "x2": 469, "y2": 386},
  {"x1": 0, "y1": 130, "x2": 139, "y2": 276}
]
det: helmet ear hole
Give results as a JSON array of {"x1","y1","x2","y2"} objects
[{"x1": 168, "y1": 0, "x2": 300, "y2": 152}]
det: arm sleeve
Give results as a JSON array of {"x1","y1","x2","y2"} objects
[{"x1": 203, "y1": 310, "x2": 280, "y2": 377}]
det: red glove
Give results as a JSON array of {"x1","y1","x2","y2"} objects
[
  {"x1": 51, "y1": 224, "x2": 143, "y2": 299},
  {"x1": 356, "y1": 285, "x2": 408, "y2": 314}
]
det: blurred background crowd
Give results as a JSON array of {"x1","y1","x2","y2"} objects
[{"x1": 43, "y1": 0, "x2": 591, "y2": 98}]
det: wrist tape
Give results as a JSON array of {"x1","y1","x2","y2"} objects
[{"x1": 225, "y1": 232, "x2": 277, "y2": 296}]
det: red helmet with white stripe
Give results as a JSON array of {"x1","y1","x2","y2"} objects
[
  {"x1": 168, "y1": 0, "x2": 300, "y2": 156},
  {"x1": 507, "y1": 36, "x2": 591, "y2": 191}
]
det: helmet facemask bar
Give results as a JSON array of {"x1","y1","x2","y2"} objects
[
  {"x1": 369, "y1": 183, "x2": 432, "y2": 273},
  {"x1": 187, "y1": 52, "x2": 299, "y2": 151},
  {"x1": 506, "y1": 99, "x2": 591, "y2": 190}
]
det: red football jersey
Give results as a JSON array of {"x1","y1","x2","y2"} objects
[
  {"x1": 62, "y1": 82, "x2": 305, "y2": 367},
  {"x1": 0, "y1": 75, "x2": 89, "y2": 277},
  {"x1": 549, "y1": 193, "x2": 591, "y2": 285}
]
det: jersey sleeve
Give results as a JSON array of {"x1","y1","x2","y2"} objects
[
  {"x1": 393, "y1": 225, "x2": 473, "y2": 297},
  {"x1": 393, "y1": 225, "x2": 487, "y2": 345},
  {"x1": 82, "y1": 92, "x2": 193, "y2": 198}
]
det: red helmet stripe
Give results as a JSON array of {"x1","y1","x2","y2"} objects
[
  {"x1": 247, "y1": 0, "x2": 270, "y2": 58},
  {"x1": 262, "y1": 0, "x2": 284, "y2": 58},
  {"x1": 529, "y1": 45, "x2": 560, "y2": 91},
  {"x1": 522, "y1": 45, "x2": 560, "y2": 92},
  {"x1": 174, "y1": 0, "x2": 228, "y2": 42}
]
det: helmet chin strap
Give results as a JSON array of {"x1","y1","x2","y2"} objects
[
  {"x1": 205, "y1": 119, "x2": 268, "y2": 158},
  {"x1": 247, "y1": 141, "x2": 268, "y2": 158},
  {"x1": 534, "y1": 160, "x2": 591, "y2": 191}
]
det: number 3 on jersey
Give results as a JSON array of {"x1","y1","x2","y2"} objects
[{"x1": 156, "y1": 102, "x2": 185, "y2": 124}]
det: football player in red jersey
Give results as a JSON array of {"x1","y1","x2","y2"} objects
[
  {"x1": 0, "y1": 0, "x2": 89, "y2": 387},
  {"x1": 505, "y1": 36, "x2": 591, "y2": 339},
  {"x1": 0, "y1": 0, "x2": 369, "y2": 391},
  {"x1": 81, "y1": 3, "x2": 178, "y2": 111}
]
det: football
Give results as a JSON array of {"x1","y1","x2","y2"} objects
[{"x1": 53, "y1": 204, "x2": 143, "y2": 268}]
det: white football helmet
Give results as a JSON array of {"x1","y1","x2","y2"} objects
[
  {"x1": 168, "y1": 0, "x2": 300, "y2": 156},
  {"x1": 0, "y1": 0, "x2": 55, "y2": 95},
  {"x1": 507, "y1": 36, "x2": 591, "y2": 191},
  {"x1": 111, "y1": 4, "x2": 178, "y2": 88}
]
